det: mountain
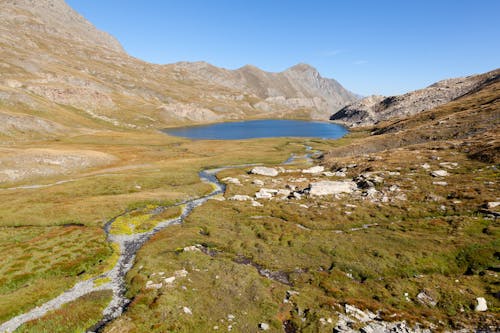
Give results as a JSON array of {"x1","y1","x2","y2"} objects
[
  {"x1": 169, "y1": 62, "x2": 358, "y2": 120},
  {"x1": 325, "y1": 70, "x2": 500, "y2": 161},
  {"x1": 0, "y1": 0, "x2": 357, "y2": 140},
  {"x1": 330, "y1": 69, "x2": 500, "y2": 127}
]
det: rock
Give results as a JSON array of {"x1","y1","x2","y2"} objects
[
  {"x1": 145, "y1": 281, "x2": 162, "y2": 289},
  {"x1": 255, "y1": 188, "x2": 278, "y2": 199},
  {"x1": 222, "y1": 177, "x2": 241, "y2": 185},
  {"x1": 389, "y1": 185, "x2": 399, "y2": 192},
  {"x1": 227, "y1": 314, "x2": 235, "y2": 321},
  {"x1": 347, "y1": 163, "x2": 357, "y2": 168},
  {"x1": 345, "y1": 304, "x2": 376, "y2": 322},
  {"x1": 277, "y1": 189, "x2": 291, "y2": 198},
  {"x1": 229, "y1": 195, "x2": 252, "y2": 201},
  {"x1": 259, "y1": 323, "x2": 270, "y2": 330},
  {"x1": 302, "y1": 165, "x2": 325, "y2": 174},
  {"x1": 252, "y1": 179, "x2": 264, "y2": 186},
  {"x1": 431, "y1": 170, "x2": 449, "y2": 177},
  {"x1": 309, "y1": 181, "x2": 357, "y2": 196},
  {"x1": 322, "y1": 171, "x2": 335, "y2": 177},
  {"x1": 293, "y1": 192, "x2": 302, "y2": 199},
  {"x1": 164, "y1": 276, "x2": 176, "y2": 284},
  {"x1": 417, "y1": 290, "x2": 437, "y2": 307},
  {"x1": 475, "y1": 297, "x2": 488, "y2": 311},
  {"x1": 183, "y1": 245, "x2": 201, "y2": 252},
  {"x1": 432, "y1": 181, "x2": 448, "y2": 186},
  {"x1": 421, "y1": 163, "x2": 431, "y2": 170},
  {"x1": 183, "y1": 306, "x2": 192, "y2": 315},
  {"x1": 487, "y1": 202, "x2": 500, "y2": 209},
  {"x1": 250, "y1": 167, "x2": 279, "y2": 177}
]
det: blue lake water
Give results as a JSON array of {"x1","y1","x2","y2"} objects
[{"x1": 162, "y1": 119, "x2": 348, "y2": 140}]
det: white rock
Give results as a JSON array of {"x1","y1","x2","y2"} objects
[
  {"x1": 433, "y1": 181, "x2": 448, "y2": 186},
  {"x1": 431, "y1": 170, "x2": 449, "y2": 177},
  {"x1": 164, "y1": 276, "x2": 176, "y2": 284},
  {"x1": 222, "y1": 177, "x2": 241, "y2": 185},
  {"x1": 421, "y1": 163, "x2": 431, "y2": 170},
  {"x1": 255, "y1": 188, "x2": 278, "y2": 199},
  {"x1": 487, "y1": 202, "x2": 500, "y2": 209},
  {"x1": 183, "y1": 306, "x2": 192, "y2": 315},
  {"x1": 183, "y1": 245, "x2": 201, "y2": 252},
  {"x1": 335, "y1": 171, "x2": 347, "y2": 177},
  {"x1": 475, "y1": 297, "x2": 488, "y2": 312},
  {"x1": 252, "y1": 179, "x2": 264, "y2": 186},
  {"x1": 259, "y1": 322, "x2": 270, "y2": 330},
  {"x1": 227, "y1": 314, "x2": 235, "y2": 321},
  {"x1": 229, "y1": 195, "x2": 252, "y2": 201},
  {"x1": 277, "y1": 189, "x2": 291, "y2": 197},
  {"x1": 145, "y1": 281, "x2": 162, "y2": 289},
  {"x1": 322, "y1": 171, "x2": 335, "y2": 177},
  {"x1": 250, "y1": 167, "x2": 279, "y2": 177},
  {"x1": 309, "y1": 181, "x2": 357, "y2": 196},
  {"x1": 302, "y1": 165, "x2": 325, "y2": 174}
]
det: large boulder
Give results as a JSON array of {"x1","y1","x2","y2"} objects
[
  {"x1": 309, "y1": 181, "x2": 357, "y2": 196},
  {"x1": 250, "y1": 166, "x2": 279, "y2": 177}
]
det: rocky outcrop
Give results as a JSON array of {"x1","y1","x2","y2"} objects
[
  {"x1": 330, "y1": 69, "x2": 500, "y2": 127},
  {"x1": 171, "y1": 62, "x2": 359, "y2": 120}
]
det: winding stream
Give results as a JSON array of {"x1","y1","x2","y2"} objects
[
  {"x1": 0, "y1": 146, "x2": 316, "y2": 333},
  {"x1": 0, "y1": 168, "x2": 229, "y2": 333}
]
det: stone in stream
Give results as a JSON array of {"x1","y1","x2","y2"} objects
[{"x1": 250, "y1": 166, "x2": 279, "y2": 177}]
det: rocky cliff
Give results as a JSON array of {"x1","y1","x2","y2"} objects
[
  {"x1": 0, "y1": 0, "x2": 357, "y2": 140},
  {"x1": 330, "y1": 69, "x2": 500, "y2": 127}
]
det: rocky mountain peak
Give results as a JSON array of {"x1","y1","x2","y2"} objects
[{"x1": 285, "y1": 63, "x2": 318, "y2": 73}]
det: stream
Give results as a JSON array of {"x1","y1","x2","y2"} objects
[
  {"x1": 0, "y1": 168, "x2": 228, "y2": 333},
  {"x1": 0, "y1": 146, "x2": 316, "y2": 333}
]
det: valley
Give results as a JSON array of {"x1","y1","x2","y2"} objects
[{"x1": 0, "y1": 0, "x2": 498, "y2": 332}]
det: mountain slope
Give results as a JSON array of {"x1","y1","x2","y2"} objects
[
  {"x1": 0, "y1": 0, "x2": 357, "y2": 141},
  {"x1": 330, "y1": 69, "x2": 499, "y2": 127}
]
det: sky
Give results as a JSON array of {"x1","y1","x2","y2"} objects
[{"x1": 66, "y1": 0, "x2": 500, "y2": 96}]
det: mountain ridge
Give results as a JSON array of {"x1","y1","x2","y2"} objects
[{"x1": 0, "y1": 0, "x2": 358, "y2": 140}]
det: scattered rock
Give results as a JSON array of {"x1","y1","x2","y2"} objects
[
  {"x1": 250, "y1": 167, "x2": 279, "y2": 177},
  {"x1": 183, "y1": 245, "x2": 202, "y2": 252},
  {"x1": 229, "y1": 195, "x2": 253, "y2": 201},
  {"x1": 431, "y1": 170, "x2": 449, "y2": 177},
  {"x1": 432, "y1": 181, "x2": 448, "y2": 186},
  {"x1": 417, "y1": 290, "x2": 437, "y2": 307},
  {"x1": 322, "y1": 171, "x2": 335, "y2": 177},
  {"x1": 487, "y1": 202, "x2": 500, "y2": 209},
  {"x1": 421, "y1": 163, "x2": 431, "y2": 170},
  {"x1": 252, "y1": 179, "x2": 264, "y2": 186},
  {"x1": 475, "y1": 297, "x2": 488, "y2": 312},
  {"x1": 259, "y1": 322, "x2": 270, "y2": 330},
  {"x1": 335, "y1": 171, "x2": 347, "y2": 177},
  {"x1": 183, "y1": 306, "x2": 192, "y2": 315},
  {"x1": 302, "y1": 165, "x2": 325, "y2": 174},
  {"x1": 255, "y1": 188, "x2": 278, "y2": 199},
  {"x1": 145, "y1": 281, "x2": 162, "y2": 289},
  {"x1": 222, "y1": 177, "x2": 241, "y2": 185},
  {"x1": 309, "y1": 181, "x2": 357, "y2": 196},
  {"x1": 164, "y1": 276, "x2": 176, "y2": 284}
]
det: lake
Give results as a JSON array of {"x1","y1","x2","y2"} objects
[{"x1": 162, "y1": 119, "x2": 348, "y2": 140}]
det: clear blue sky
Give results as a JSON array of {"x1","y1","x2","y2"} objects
[{"x1": 66, "y1": 0, "x2": 499, "y2": 96}]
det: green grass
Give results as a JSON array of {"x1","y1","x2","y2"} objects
[{"x1": 15, "y1": 290, "x2": 112, "y2": 333}]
